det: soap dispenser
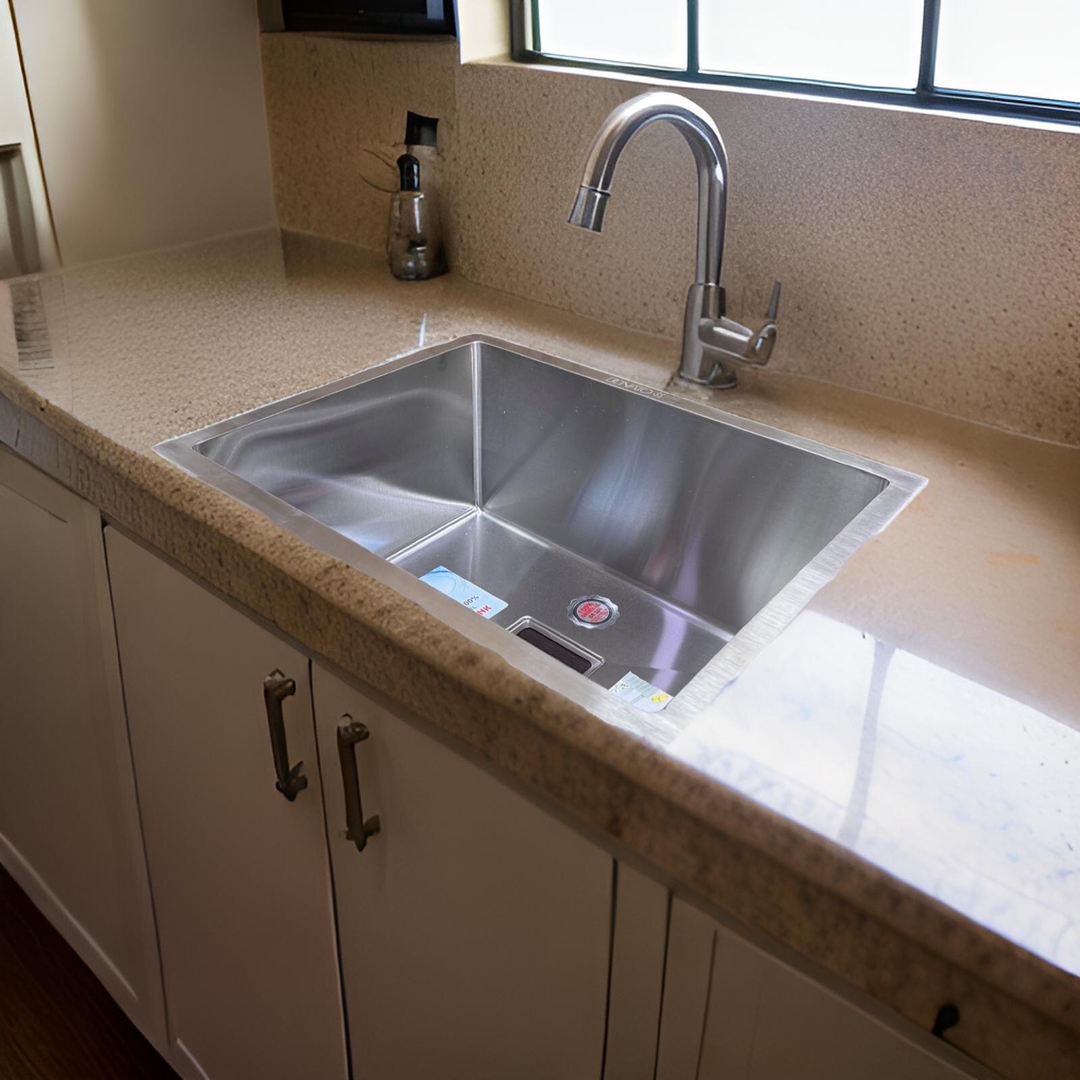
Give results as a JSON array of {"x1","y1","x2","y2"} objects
[{"x1": 387, "y1": 153, "x2": 446, "y2": 281}]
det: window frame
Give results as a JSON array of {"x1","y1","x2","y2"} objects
[{"x1": 510, "y1": 0, "x2": 1080, "y2": 127}]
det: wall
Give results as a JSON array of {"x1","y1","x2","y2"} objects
[
  {"x1": 0, "y1": 2, "x2": 57, "y2": 274},
  {"x1": 11, "y1": 0, "x2": 276, "y2": 267},
  {"x1": 261, "y1": 35, "x2": 457, "y2": 255},
  {"x1": 259, "y1": 33, "x2": 1080, "y2": 446}
]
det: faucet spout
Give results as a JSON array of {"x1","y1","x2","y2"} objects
[
  {"x1": 568, "y1": 185, "x2": 609, "y2": 232},
  {"x1": 568, "y1": 91, "x2": 727, "y2": 286},
  {"x1": 567, "y1": 91, "x2": 779, "y2": 388}
]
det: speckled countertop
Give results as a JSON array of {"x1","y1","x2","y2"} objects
[{"x1": 1, "y1": 229, "x2": 1077, "y2": 1079}]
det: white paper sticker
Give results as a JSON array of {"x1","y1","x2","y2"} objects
[
  {"x1": 609, "y1": 671, "x2": 672, "y2": 712},
  {"x1": 419, "y1": 565, "x2": 507, "y2": 619}
]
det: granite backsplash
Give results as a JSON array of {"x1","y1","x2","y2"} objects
[{"x1": 259, "y1": 33, "x2": 1080, "y2": 445}]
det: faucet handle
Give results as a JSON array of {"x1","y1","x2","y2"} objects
[
  {"x1": 765, "y1": 280, "x2": 781, "y2": 321},
  {"x1": 748, "y1": 281, "x2": 780, "y2": 364},
  {"x1": 695, "y1": 279, "x2": 781, "y2": 374}
]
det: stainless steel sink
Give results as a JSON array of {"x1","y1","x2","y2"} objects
[{"x1": 157, "y1": 336, "x2": 923, "y2": 715}]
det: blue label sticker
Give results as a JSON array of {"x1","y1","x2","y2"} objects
[{"x1": 419, "y1": 566, "x2": 508, "y2": 619}]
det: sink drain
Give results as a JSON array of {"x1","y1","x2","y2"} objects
[{"x1": 569, "y1": 595, "x2": 619, "y2": 629}]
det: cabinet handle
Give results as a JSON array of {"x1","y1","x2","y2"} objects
[
  {"x1": 263, "y1": 671, "x2": 309, "y2": 801},
  {"x1": 336, "y1": 717, "x2": 381, "y2": 852}
]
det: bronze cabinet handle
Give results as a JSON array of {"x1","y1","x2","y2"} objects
[
  {"x1": 336, "y1": 717, "x2": 381, "y2": 852},
  {"x1": 263, "y1": 671, "x2": 308, "y2": 801}
]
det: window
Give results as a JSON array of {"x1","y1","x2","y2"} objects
[{"x1": 512, "y1": 0, "x2": 1080, "y2": 124}]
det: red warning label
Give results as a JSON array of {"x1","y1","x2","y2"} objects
[{"x1": 573, "y1": 598, "x2": 612, "y2": 625}]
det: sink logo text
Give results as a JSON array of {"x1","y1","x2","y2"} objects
[{"x1": 605, "y1": 377, "x2": 672, "y2": 403}]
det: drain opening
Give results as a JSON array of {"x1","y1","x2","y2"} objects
[{"x1": 507, "y1": 617, "x2": 603, "y2": 676}]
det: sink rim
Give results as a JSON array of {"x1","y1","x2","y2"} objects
[{"x1": 154, "y1": 333, "x2": 927, "y2": 739}]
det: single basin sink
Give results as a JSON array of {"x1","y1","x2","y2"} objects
[{"x1": 157, "y1": 336, "x2": 923, "y2": 710}]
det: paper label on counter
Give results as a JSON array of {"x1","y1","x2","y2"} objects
[
  {"x1": 420, "y1": 566, "x2": 507, "y2": 619},
  {"x1": 609, "y1": 671, "x2": 672, "y2": 712}
]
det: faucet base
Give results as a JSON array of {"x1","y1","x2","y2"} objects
[
  {"x1": 679, "y1": 362, "x2": 738, "y2": 390},
  {"x1": 703, "y1": 362, "x2": 738, "y2": 389},
  {"x1": 678, "y1": 283, "x2": 737, "y2": 389}
]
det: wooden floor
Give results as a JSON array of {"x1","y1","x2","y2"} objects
[{"x1": 0, "y1": 865, "x2": 177, "y2": 1080}]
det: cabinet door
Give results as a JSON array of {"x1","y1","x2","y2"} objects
[
  {"x1": 604, "y1": 864, "x2": 668, "y2": 1080},
  {"x1": 106, "y1": 528, "x2": 348, "y2": 1080},
  {"x1": 313, "y1": 663, "x2": 613, "y2": 1080},
  {"x1": 658, "y1": 897, "x2": 981, "y2": 1080},
  {"x1": 0, "y1": 449, "x2": 164, "y2": 1043}
]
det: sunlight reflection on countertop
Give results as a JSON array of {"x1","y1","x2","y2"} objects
[{"x1": 680, "y1": 609, "x2": 1079, "y2": 977}]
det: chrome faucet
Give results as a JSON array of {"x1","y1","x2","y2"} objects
[{"x1": 568, "y1": 91, "x2": 780, "y2": 389}]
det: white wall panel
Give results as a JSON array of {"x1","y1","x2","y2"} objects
[{"x1": 11, "y1": 0, "x2": 275, "y2": 265}]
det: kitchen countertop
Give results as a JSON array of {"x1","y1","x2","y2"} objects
[{"x1": 1, "y1": 228, "x2": 1077, "y2": 1078}]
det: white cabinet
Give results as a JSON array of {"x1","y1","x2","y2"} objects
[
  {"x1": 0, "y1": 449, "x2": 163, "y2": 1042},
  {"x1": 655, "y1": 897, "x2": 718, "y2": 1080},
  {"x1": 604, "y1": 863, "x2": 669, "y2": 1080},
  {"x1": 312, "y1": 662, "x2": 614, "y2": 1080},
  {"x1": 1, "y1": 457, "x2": 991, "y2": 1080},
  {"x1": 657, "y1": 897, "x2": 979, "y2": 1080},
  {"x1": 105, "y1": 528, "x2": 348, "y2": 1080}
]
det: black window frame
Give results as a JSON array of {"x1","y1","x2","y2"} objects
[{"x1": 510, "y1": 0, "x2": 1080, "y2": 127}]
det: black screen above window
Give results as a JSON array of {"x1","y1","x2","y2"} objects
[{"x1": 282, "y1": 0, "x2": 455, "y2": 36}]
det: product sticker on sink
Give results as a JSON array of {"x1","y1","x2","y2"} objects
[
  {"x1": 609, "y1": 671, "x2": 672, "y2": 712},
  {"x1": 419, "y1": 566, "x2": 507, "y2": 619}
]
